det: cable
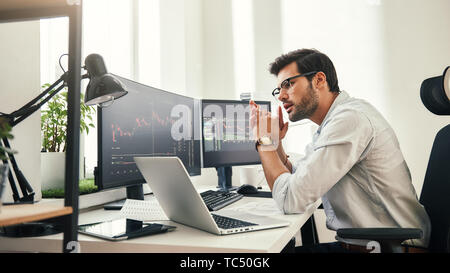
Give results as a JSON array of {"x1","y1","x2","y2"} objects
[{"x1": 59, "y1": 53, "x2": 69, "y2": 73}]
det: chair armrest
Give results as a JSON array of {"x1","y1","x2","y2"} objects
[{"x1": 337, "y1": 228, "x2": 423, "y2": 241}]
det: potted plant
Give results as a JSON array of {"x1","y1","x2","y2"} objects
[
  {"x1": 40, "y1": 83, "x2": 95, "y2": 191},
  {"x1": 0, "y1": 117, "x2": 16, "y2": 207}
]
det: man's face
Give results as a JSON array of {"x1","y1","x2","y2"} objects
[{"x1": 276, "y1": 62, "x2": 319, "y2": 122}]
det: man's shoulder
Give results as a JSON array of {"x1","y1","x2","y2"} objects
[
  {"x1": 337, "y1": 95, "x2": 375, "y2": 113},
  {"x1": 329, "y1": 101, "x2": 373, "y2": 126},
  {"x1": 332, "y1": 95, "x2": 387, "y2": 127},
  {"x1": 318, "y1": 109, "x2": 372, "y2": 143},
  {"x1": 338, "y1": 95, "x2": 391, "y2": 130}
]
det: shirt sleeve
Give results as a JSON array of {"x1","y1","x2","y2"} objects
[{"x1": 272, "y1": 108, "x2": 374, "y2": 214}]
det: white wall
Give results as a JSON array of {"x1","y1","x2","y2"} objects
[
  {"x1": 379, "y1": 0, "x2": 450, "y2": 194},
  {"x1": 281, "y1": 0, "x2": 388, "y2": 112},
  {"x1": 252, "y1": 0, "x2": 283, "y2": 101},
  {"x1": 0, "y1": 20, "x2": 42, "y2": 203},
  {"x1": 279, "y1": 0, "x2": 450, "y2": 194},
  {"x1": 279, "y1": 0, "x2": 388, "y2": 162},
  {"x1": 201, "y1": 0, "x2": 236, "y2": 100},
  {"x1": 184, "y1": 0, "x2": 204, "y2": 99},
  {"x1": 158, "y1": 0, "x2": 204, "y2": 98}
]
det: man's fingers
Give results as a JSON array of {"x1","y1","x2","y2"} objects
[
  {"x1": 278, "y1": 106, "x2": 284, "y2": 128},
  {"x1": 249, "y1": 100, "x2": 258, "y2": 111},
  {"x1": 282, "y1": 122, "x2": 289, "y2": 133}
]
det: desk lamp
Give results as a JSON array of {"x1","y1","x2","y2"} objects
[{"x1": 0, "y1": 53, "x2": 127, "y2": 206}]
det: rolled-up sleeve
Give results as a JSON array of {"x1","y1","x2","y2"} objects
[
  {"x1": 272, "y1": 172, "x2": 291, "y2": 213},
  {"x1": 271, "y1": 109, "x2": 374, "y2": 214}
]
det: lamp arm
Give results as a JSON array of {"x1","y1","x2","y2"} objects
[
  {"x1": 9, "y1": 72, "x2": 91, "y2": 127},
  {"x1": 9, "y1": 73, "x2": 67, "y2": 120},
  {"x1": 8, "y1": 72, "x2": 92, "y2": 126},
  {"x1": 11, "y1": 84, "x2": 66, "y2": 127}
]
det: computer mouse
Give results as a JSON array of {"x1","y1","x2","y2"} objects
[{"x1": 237, "y1": 184, "x2": 259, "y2": 194}]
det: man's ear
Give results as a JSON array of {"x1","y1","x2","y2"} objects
[{"x1": 315, "y1": 71, "x2": 328, "y2": 90}]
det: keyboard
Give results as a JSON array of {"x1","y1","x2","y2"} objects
[
  {"x1": 200, "y1": 190, "x2": 243, "y2": 211},
  {"x1": 211, "y1": 214, "x2": 257, "y2": 229}
]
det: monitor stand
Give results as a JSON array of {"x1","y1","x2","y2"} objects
[
  {"x1": 103, "y1": 184, "x2": 144, "y2": 210},
  {"x1": 216, "y1": 166, "x2": 238, "y2": 191}
]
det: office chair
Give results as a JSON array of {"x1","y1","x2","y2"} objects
[{"x1": 336, "y1": 66, "x2": 450, "y2": 253}]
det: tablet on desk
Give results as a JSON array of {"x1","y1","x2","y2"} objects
[{"x1": 78, "y1": 218, "x2": 176, "y2": 241}]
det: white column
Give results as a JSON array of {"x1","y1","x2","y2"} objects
[
  {"x1": 0, "y1": 21, "x2": 42, "y2": 202},
  {"x1": 201, "y1": 0, "x2": 235, "y2": 99}
]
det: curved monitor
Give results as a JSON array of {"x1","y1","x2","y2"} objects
[{"x1": 97, "y1": 75, "x2": 201, "y2": 190}]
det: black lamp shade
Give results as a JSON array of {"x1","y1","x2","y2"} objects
[
  {"x1": 84, "y1": 54, "x2": 127, "y2": 106},
  {"x1": 420, "y1": 66, "x2": 450, "y2": 115},
  {"x1": 85, "y1": 74, "x2": 127, "y2": 106}
]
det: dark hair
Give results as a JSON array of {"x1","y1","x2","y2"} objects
[{"x1": 269, "y1": 48, "x2": 340, "y2": 92}]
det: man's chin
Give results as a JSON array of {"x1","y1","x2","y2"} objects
[{"x1": 288, "y1": 112, "x2": 308, "y2": 122}]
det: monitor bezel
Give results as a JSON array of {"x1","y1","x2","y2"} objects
[{"x1": 200, "y1": 99, "x2": 272, "y2": 168}]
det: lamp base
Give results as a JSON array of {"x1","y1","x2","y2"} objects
[{"x1": 0, "y1": 221, "x2": 62, "y2": 238}]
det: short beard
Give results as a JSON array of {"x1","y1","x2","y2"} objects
[{"x1": 289, "y1": 83, "x2": 319, "y2": 122}]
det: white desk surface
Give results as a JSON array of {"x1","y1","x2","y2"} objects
[{"x1": 0, "y1": 188, "x2": 321, "y2": 253}]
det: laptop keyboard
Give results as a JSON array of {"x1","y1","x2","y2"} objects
[
  {"x1": 200, "y1": 190, "x2": 244, "y2": 211},
  {"x1": 211, "y1": 214, "x2": 257, "y2": 230}
]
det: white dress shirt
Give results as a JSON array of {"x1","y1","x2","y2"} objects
[{"x1": 272, "y1": 91, "x2": 431, "y2": 247}]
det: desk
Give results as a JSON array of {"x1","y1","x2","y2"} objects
[{"x1": 0, "y1": 193, "x2": 321, "y2": 253}]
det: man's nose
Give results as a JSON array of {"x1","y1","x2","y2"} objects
[{"x1": 278, "y1": 89, "x2": 288, "y2": 102}]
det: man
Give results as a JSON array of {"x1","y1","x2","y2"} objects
[{"x1": 249, "y1": 48, "x2": 431, "y2": 253}]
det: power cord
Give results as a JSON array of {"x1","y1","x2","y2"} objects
[{"x1": 58, "y1": 53, "x2": 69, "y2": 73}]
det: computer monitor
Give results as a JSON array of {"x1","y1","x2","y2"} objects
[
  {"x1": 201, "y1": 99, "x2": 271, "y2": 190},
  {"x1": 96, "y1": 75, "x2": 201, "y2": 202}
]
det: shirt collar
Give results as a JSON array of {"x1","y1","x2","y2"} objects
[{"x1": 317, "y1": 90, "x2": 349, "y2": 134}]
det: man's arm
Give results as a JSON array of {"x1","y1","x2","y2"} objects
[
  {"x1": 276, "y1": 143, "x2": 293, "y2": 173},
  {"x1": 271, "y1": 110, "x2": 374, "y2": 214},
  {"x1": 257, "y1": 147, "x2": 290, "y2": 191}
]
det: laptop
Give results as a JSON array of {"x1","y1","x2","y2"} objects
[{"x1": 134, "y1": 157, "x2": 290, "y2": 235}]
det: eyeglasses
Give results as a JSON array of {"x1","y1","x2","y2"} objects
[{"x1": 272, "y1": 71, "x2": 318, "y2": 99}]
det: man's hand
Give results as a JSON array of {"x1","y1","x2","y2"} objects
[
  {"x1": 249, "y1": 101, "x2": 289, "y2": 141},
  {"x1": 249, "y1": 100, "x2": 291, "y2": 190},
  {"x1": 278, "y1": 105, "x2": 289, "y2": 141},
  {"x1": 249, "y1": 100, "x2": 280, "y2": 151}
]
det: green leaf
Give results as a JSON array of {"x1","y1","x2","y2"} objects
[{"x1": 40, "y1": 83, "x2": 96, "y2": 151}]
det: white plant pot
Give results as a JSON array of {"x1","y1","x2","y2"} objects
[{"x1": 41, "y1": 152, "x2": 65, "y2": 191}]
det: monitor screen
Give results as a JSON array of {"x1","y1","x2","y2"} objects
[
  {"x1": 201, "y1": 99, "x2": 271, "y2": 168},
  {"x1": 97, "y1": 75, "x2": 201, "y2": 190}
]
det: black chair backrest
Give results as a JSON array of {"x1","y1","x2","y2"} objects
[
  {"x1": 420, "y1": 74, "x2": 450, "y2": 115},
  {"x1": 419, "y1": 124, "x2": 450, "y2": 252}
]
